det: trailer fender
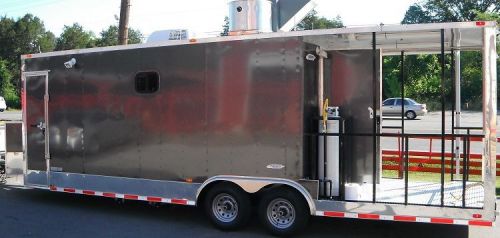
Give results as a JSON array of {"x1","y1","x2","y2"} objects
[{"x1": 196, "y1": 175, "x2": 316, "y2": 215}]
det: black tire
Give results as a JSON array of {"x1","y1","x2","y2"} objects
[
  {"x1": 405, "y1": 110, "x2": 417, "y2": 120},
  {"x1": 258, "y1": 188, "x2": 310, "y2": 236},
  {"x1": 0, "y1": 109, "x2": 4, "y2": 112},
  {"x1": 204, "y1": 183, "x2": 252, "y2": 231}
]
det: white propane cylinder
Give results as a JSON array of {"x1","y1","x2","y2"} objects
[
  {"x1": 318, "y1": 117, "x2": 340, "y2": 197},
  {"x1": 344, "y1": 183, "x2": 362, "y2": 200}
]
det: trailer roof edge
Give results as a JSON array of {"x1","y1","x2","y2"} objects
[{"x1": 20, "y1": 21, "x2": 496, "y2": 60}]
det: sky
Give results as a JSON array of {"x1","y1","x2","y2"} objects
[{"x1": 0, "y1": 0, "x2": 419, "y2": 39}]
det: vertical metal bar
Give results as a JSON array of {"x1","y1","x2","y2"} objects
[
  {"x1": 400, "y1": 51, "x2": 405, "y2": 183},
  {"x1": 454, "y1": 49, "x2": 462, "y2": 178},
  {"x1": 462, "y1": 135, "x2": 467, "y2": 207},
  {"x1": 440, "y1": 29, "x2": 446, "y2": 206},
  {"x1": 22, "y1": 72, "x2": 28, "y2": 181},
  {"x1": 314, "y1": 134, "x2": 319, "y2": 181},
  {"x1": 398, "y1": 131, "x2": 403, "y2": 179},
  {"x1": 465, "y1": 129, "x2": 470, "y2": 181},
  {"x1": 482, "y1": 26, "x2": 497, "y2": 212},
  {"x1": 323, "y1": 131, "x2": 327, "y2": 197},
  {"x1": 340, "y1": 120, "x2": 345, "y2": 200},
  {"x1": 451, "y1": 50, "x2": 455, "y2": 181},
  {"x1": 372, "y1": 32, "x2": 377, "y2": 203},
  {"x1": 318, "y1": 53, "x2": 324, "y2": 116},
  {"x1": 45, "y1": 73, "x2": 50, "y2": 186},
  {"x1": 428, "y1": 138, "x2": 433, "y2": 160},
  {"x1": 404, "y1": 136, "x2": 409, "y2": 205},
  {"x1": 400, "y1": 51, "x2": 405, "y2": 134}
]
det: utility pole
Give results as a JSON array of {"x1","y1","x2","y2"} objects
[{"x1": 118, "y1": 0, "x2": 130, "y2": 45}]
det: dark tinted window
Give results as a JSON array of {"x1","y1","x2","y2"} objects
[
  {"x1": 383, "y1": 99, "x2": 395, "y2": 106},
  {"x1": 404, "y1": 99, "x2": 412, "y2": 105},
  {"x1": 135, "y1": 71, "x2": 159, "y2": 93},
  {"x1": 395, "y1": 99, "x2": 402, "y2": 106}
]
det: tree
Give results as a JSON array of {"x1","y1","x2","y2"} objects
[
  {"x1": 296, "y1": 10, "x2": 343, "y2": 30},
  {"x1": 38, "y1": 31, "x2": 56, "y2": 52},
  {"x1": 96, "y1": 25, "x2": 143, "y2": 47},
  {"x1": 402, "y1": 0, "x2": 499, "y2": 24},
  {"x1": 0, "y1": 14, "x2": 55, "y2": 70},
  {"x1": 220, "y1": 16, "x2": 229, "y2": 36},
  {"x1": 0, "y1": 59, "x2": 19, "y2": 108},
  {"x1": 56, "y1": 23, "x2": 95, "y2": 51},
  {"x1": 0, "y1": 14, "x2": 55, "y2": 109},
  {"x1": 0, "y1": 16, "x2": 17, "y2": 68},
  {"x1": 396, "y1": 0, "x2": 500, "y2": 110}
]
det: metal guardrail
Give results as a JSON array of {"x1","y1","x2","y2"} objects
[{"x1": 308, "y1": 131, "x2": 485, "y2": 208}]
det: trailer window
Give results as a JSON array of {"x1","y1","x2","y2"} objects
[{"x1": 135, "y1": 71, "x2": 159, "y2": 93}]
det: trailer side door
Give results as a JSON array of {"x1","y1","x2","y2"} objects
[{"x1": 23, "y1": 71, "x2": 50, "y2": 184}]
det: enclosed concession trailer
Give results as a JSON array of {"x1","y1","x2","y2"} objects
[{"x1": 11, "y1": 20, "x2": 497, "y2": 235}]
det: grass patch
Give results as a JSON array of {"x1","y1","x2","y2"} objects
[
  {"x1": 383, "y1": 170, "x2": 480, "y2": 183},
  {"x1": 384, "y1": 170, "x2": 500, "y2": 199}
]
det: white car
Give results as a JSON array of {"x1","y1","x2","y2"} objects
[
  {"x1": 382, "y1": 98, "x2": 427, "y2": 119},
  {"x1": 0, "y1": 96, "x2": 6, "y2": 112}
]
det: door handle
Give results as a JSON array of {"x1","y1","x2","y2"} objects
[{"x1": 31, "y1": 121, "x2": 46, "y2": 131}]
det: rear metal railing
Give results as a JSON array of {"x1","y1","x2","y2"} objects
[{"x1": 308, "y1": 131, "x2": 485, "y2": 208}]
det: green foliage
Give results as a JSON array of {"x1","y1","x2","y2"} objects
[
  {"x1": 475, "y1": 10, "x2": 500, "y2": 23},
  {"x1": 95, "y1": 25, "x2": 143, "y2": 47},
  {"x1": 396, "y1": 0, "x2": 500, "y2": 110},
  {"x1": 382, "y1": 57, "x2": 401, "y2": 99},
  {"x1": 0, "y1": 14, "x2": 150, "y2": 108},
  {"x1": 38, "y1": 31, "x2": 56, "y2": 52},
  {"x1": 0, "y1": 59, "x2": 19, "y2": 108},
  {"x1": 0, "y1": 14, "x2": 55, "y2": 71},
  {"x1": 220, "y1": 16, "x2": 229, "y2": 36},
  {"x1": 55, "y1": 23, "x2": 95, "y2": 51},
  {"x1": 402, "y1": 0, "x2": 499, "y2": 24},
  {"x1": 296, "y1": 10, "x2": 343, "y2": 30},
  {"x1": 384, "y1": 54, "x2": 449, "y2": 110},
  {"x1": 0, "y1": 14, "x2": 55, "y2": 109}
]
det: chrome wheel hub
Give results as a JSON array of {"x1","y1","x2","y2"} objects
[
  {"x1": 267, "y1": 198, "x2": 295, "y2": 229},
  {"x1": 212, "y1": 193, "x2": 238, "y2": 223}
]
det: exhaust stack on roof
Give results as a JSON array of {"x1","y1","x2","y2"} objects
[{"x1": 228, "y1": 0, "x2": 316, "y2": 35}]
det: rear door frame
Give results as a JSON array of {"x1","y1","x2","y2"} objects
[{"x1": 22, "y1": 70, "x2": 50, "y2": 186}]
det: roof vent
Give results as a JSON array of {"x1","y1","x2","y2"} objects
[{"x1": 228, "y1": 0, "x2": 316, "y2": 35}]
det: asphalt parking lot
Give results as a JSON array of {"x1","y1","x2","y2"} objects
[
  {"x1": 381, "y1": 110, "x2": 497, "y2": 153},
  {"x1": 0, "y1": 110, "x2": 498, "y2": 237},
  {"x1": 0, "y1": 185, "x2": 475, "y2": 238}
]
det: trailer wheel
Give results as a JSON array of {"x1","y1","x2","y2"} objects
[
  {"x1": 258, "y1": 187, "x2": 309, "y2": 236},
  {"x1": 204, "y1": 183, "x2": 252, "y2": 230}
]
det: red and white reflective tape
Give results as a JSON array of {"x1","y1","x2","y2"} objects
[
  {"x1": 315, "y1": 211, "x2": 493, "y2": 227},
  {"x1": 49, "y1": 185, "x2": 196, "y2": 206}
]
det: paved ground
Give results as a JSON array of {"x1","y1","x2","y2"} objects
[
  {"x1": 0, "y1": 185, "x2": 477, "y2": 238},
  {"x1": 381, "y1": 111, "x2": 498, "y2": 154},
  {"x1": 0, "y1": 110, "x2": 497, "y2": 237}
]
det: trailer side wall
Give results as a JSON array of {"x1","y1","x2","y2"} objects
[{"x1": 24, "y1": 37, "x2": 316, "y2": 183}]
